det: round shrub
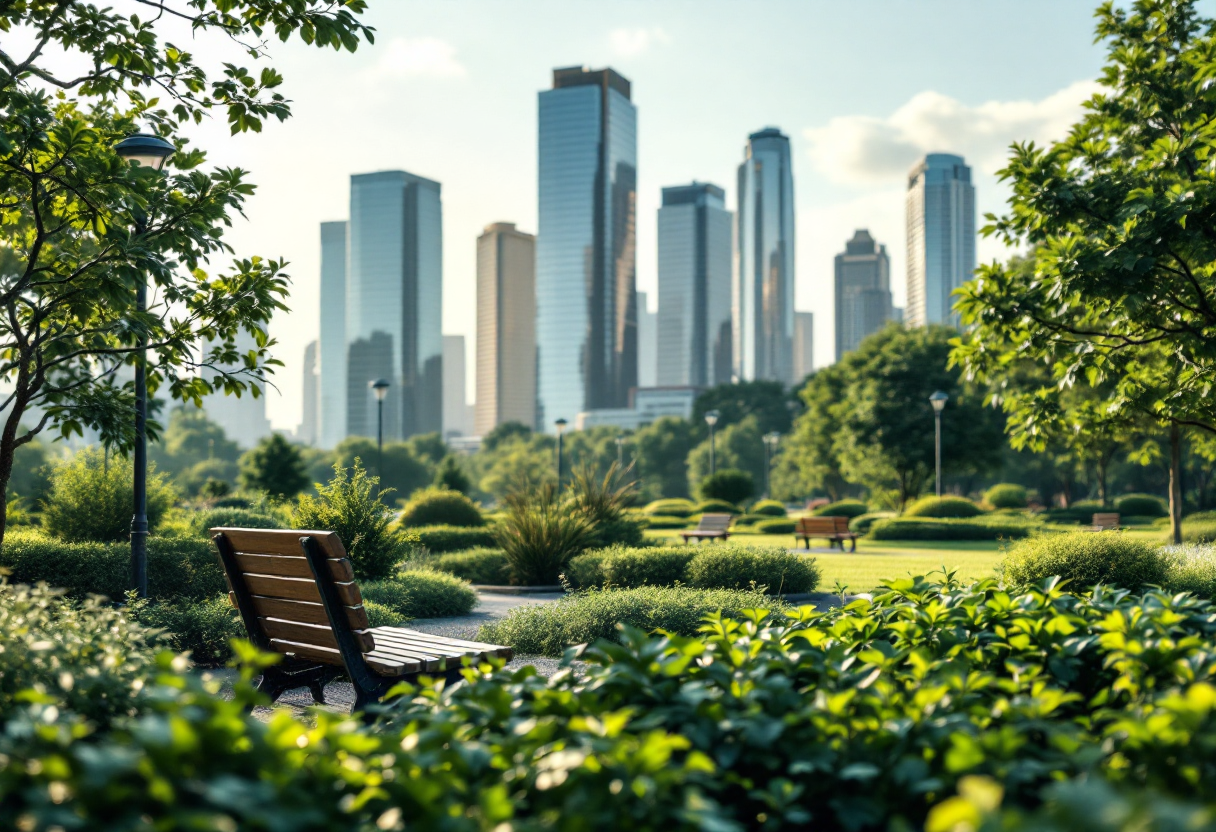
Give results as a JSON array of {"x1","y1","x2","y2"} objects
[
  {"x1": 1001, "y1": 531, "x2": 1168, "y2": 590},
  {"x1": 685, "y1": 545, "x2": 819, "y2": 594},
  {"x1": 750, "y1": 499, "x2": 787, "y2": 517},
  {"x1": 694, "y1": 499, "x2": 740, "y2": 515},
  {"x1": 566, "y1": 545, "x2": 695, "y2": 590},
  {"x1": 411, "y1": 525, "x2": 497, "y2": 553},
  {"x1": 361, "y1": 569, "x2": 478, "y2": 619},
  {"x1": 811, "y1": 499, "x2": 868, "y2": 520},
  {"x1": 418, "y1": 548, "x2": 510, "y2": 585},
  {"x1": 42, "y1": 446, "x2": 177, "y2": 543},
  {"x1": 1115, "y1": 493, "x2": 1167, "y2": 518},
  {"x1": 192, "y1": 507, "x2": 282, "y2": 535},
  {"x1": 984, "y1": 483, "x2": 1028, "y2": 509},
  {"x1": 850, "y1": 511, "x2": 896, "y2": 534},
  {"x1": 362, "y1": 599, "x2": 406, "y2": 627},
  {"x1": 643, "y1": 499, "x2": 697, "y2": 518},
  {"x1": 399, "y1": 487, "x2": 485, "y2": 528},
  {"x1": 643, "y1": 515, "x2": 690, "y2": 530},
  {"x1": 697, "y1": 469, "x2": 754, "y2": 505},
  {"x1": 903, "y1": 495, "x2": 984, "y2": 518},
  {"x1": 756, "y1": 518, "x2": 796, "y2": 535}
]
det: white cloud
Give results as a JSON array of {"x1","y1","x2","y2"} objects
[
  {"x1": 803, "y1": 80, "x2": 1098, "y2": 185},
  {"x1": 608, "y1": 27, "x2": 671, "y2": 58},
  {"x1": 361, "y1": 36, "x2": 466, "y2": 81}
]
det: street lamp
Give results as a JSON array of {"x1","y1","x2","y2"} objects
[
  {"x1": 615, "y1": 434, "x2": 626, "y2": 467},
  {"x1": 704, "y1": 409, "x2": 720, "y2": 476},
  {"x1": 370, "y1": 379, "x2": 390, "y2": 494},
  {"x1": 115, "y1": 132, "x2": 175, "y2": 599},
  {"x1": 929, "y1": 391, "x2": 949, "y2": 499},
  {"x1": 763, "y1": 431, "x2": 781, "y2": 499},
  {"x1": 554, "y1": 418, "x2": 568, "y2": 485}
]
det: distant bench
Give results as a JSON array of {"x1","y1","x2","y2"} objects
[
  {"x1": 679, "y1": 512, "x2": 732, "y2": 543},
  {"x1": 1091, "y1": 512, "x2": 1120, "y2": 531},
  {"x1": 795, "y1": 516, "x2": 859, "y2": 552}
]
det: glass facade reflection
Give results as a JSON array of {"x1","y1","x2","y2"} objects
[
  {"x1": 346, "y1": 171, "x2": 443, "y2": 441},
  {"x1": 735, "y1": 127, "x2": 795, "y2": 385},
  {"x1": 318, "y1": 220, "x2": 347, "y2": 449},
  {"x1": 537, "y1": 66, "x2": 637, "y2": 428},
  {"x1": 476, "y1": 222, "x2": 537, "y2": 435},
  {"x1": 905, "y1": 153, "x2": 975, "y2": 327},
  {"x1": 834, "y1": 229, "x2": 892, "y2": 359},
  {"x1": 657, "y1": 183, "x2": 733, "y2": 387}
]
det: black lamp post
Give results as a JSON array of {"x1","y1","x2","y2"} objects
[
  {"x1": 704, "y1": 409, "x2": 720, "y2": 476},
  {"x1": 370, "y1": 379, "x2": 390, "y2": 493},
  {"x1": 115, "y1": 132, "x2": 175, "y2": 599},
  {"x1": 554, "y1": 418, "x2": 568, "y2": 486},
  {"x1": 929, "y1": 391, "x2": 949, "y2": 499},
  {"x1": 763, "y1": 431, "x2": 781, "y2": 499}
]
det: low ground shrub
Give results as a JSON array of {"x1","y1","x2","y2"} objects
[
  {"x1": 362, "y1": 599, "x2": 406, "y2": 627},
  {"x1": 694, "y1": 498, "x2": 739, "y2": 515},
  {"x1": 1001, "y1": 531, "x2": 1167, "y2": 590},
  {"x1": 686, "y1": 545, "x2": 819, "y2": 594},
  {"x1": 850, "y1": 510, "x2": 896, "y2": 534},
  {"x1": 812, "y1": 498, "x2": 868, "y2": 519},
  {"x1": 869, "y1": 515, "x2": 1039, "y2": 541},
  {"x1": 1182, "y1": 520, "x2": 1216, "y2": 543},
  {"x1": 1115, "y1": 493, "x2": 1168, "y2": 518},
  {"x1": 478, "y1": 585, "x2": 778, "y2": 656},
  {"x1": 398, "y1": 487, "x2": 485, "y2": 528},
  {"x1": 131, "y1": 594, "x2": 243, "y2": 666},
  {"x1": 1161, "y1": 544, "x2": 1216, "y2": 599},
  {"x1": 731, "y1": 513, "x2": 766, "y2": 527},
  {"x1": 413, "y1": 525, "x2": 498, "y2": 552},
  {"x1": 642, "y1": 498, "x2": 696, "y2": 518},
  {"x1": 361, "y1": 569, "x2": 477, "y2": 619},
  {"x1": 416, "y1": 548, "x2": 511, "y2": 584},
  {"x1": 1121, "y1": 515, "x2": 1161, "y2": 526},
  {"x1": 191, "y1": 507, "x2": 282, "y2": 535},
  {"x1": 755, "y1": 517, "x2": 796, "y2": 534},
  {"x1": 42, "y1": 446, "x2": 177, "y2": 542},
  {"x1": 984, "y1": 482, "x2": 1028, "y2": 509},
  {"x1": 1184, "y1": 510, "x2": 1216, "y2": 524},
  {"x1": 640, "y1": 514, "x2": 689, "y2": 529},
  {"x1": 564, "y1": 545, "x2": 694, "y2": 590},
  {"x1": 749, "y1": 499, "x2": 786, "y2": 516},
  {"x1": 903, "y1": 495, "x2": 985, "y2": 518}
]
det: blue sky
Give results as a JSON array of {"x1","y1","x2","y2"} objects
[{"x1": 190, "y1": 1, "x2": 1114, "y2": 429}]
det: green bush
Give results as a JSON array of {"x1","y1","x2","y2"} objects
[
  {"x1": 1115, "y1": 493, "x2": 1168, "y2": 518},
  {"x1": 755, "y1": 517, "x2": 796, "y2": 534},
  {"x1": 362, "y1": 599, "x2": 406, "y2": 627},
  {"x1": 417, "y1": 548, "x2": 511, "y2": 584},
  {"x1": 1041, "y1": 500, "x2": 1106, "y2": 525},
  {"x1": 749, "y1": 499, "x2": 787, "y2": 517},
  {"x1": 850, "y1": 510, "x2": 896, "y2": 534},
  {"x1": 478, "y1": 585, "x2": 778, "y2": 656},
  {"x1": 494, "y1": 482, "x2": 594, "y2": 585},
  {"x1": 1181, "y1": 520, "x2": 1216, "y2": 543},
  {"x1": 694, "y1": 498, "x2": 740, "y2": 515},
  {"x1": 1183, "y1": 510, "x2": 1216, "y2": 524},
  {"x1": 697, "y1": 468, "x2": 754, "y2": 505},
  {"x1": 1161, "y1": 544, "x2": 1216, "y2": 599},
  {"x1": 811, "y1": 498, "x2": 869, "y2": 519},
  {"x1": 414, "y1": 525, "x2": 498, "y2": 553},
  {"x1": 903, "y1": 494, "x2": 985, "y2": 518},
  {"x1": 564, "y1": 545, "x2": 694, "y2": 590},
  {"x1": 985, "y1": 482, "x2": 1028, "y2": 509},
  {"x1": 1120, "y1": 515, "x2": 1160, "y2": 526},
  {"x1": 131, "y1": 594, "x2": 243, "y2": 666},
  {"x1": 870, "y1": 515, "x2": 1039, "y2": 541},
  {"x1": 1001, "y1": 531, "x2": 1168, "y2": 590},
  {"x1": 42, "y1": 446, "x2": 177, "y2": 542},
  {"x1": 0, "y1": 530, "x2": 225, "y2": 601},
  {"x1": 642, "y1": 498, "x2": 697, "y2": 518},
  {"x1": 191, "y1": 507, "x2": 282, "y2": 535},
  {"x1": 731, "y1": 513, "x2": 766, "y2": 527},
  {"x1": 686, "y1": 545, "x2": 819, "y2": 594},
  {"x1": 361, "y1": 569, "x2": 477, "y2": 619},
  {"x1": 640, "y1": 514, "x2": 689, "y2": 529},
  {"x1": 398, "y1": 487, "x2": 485, "y2": 528},
  {"x1": 293, "y1": 460, "x2": 415, "y2": 580}
]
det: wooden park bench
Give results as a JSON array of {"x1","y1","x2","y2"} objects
[
  {"x1": 1091, "y1": 512, "x2": 1121, "y2": 531},
  {"x1": 679, "y1": 512, "x2": 732, "y2": 543},
  {"x1": 795, "y1": 516, "x2": 860, "y2": 552},
  {"x1": 212, "y1": 527, "x2": 511, "y2": 712}
]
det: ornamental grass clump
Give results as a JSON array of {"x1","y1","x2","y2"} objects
[
  {"x1": 494, "y1": 481, "x2": 594, "y2": 585},
  {"x1": 565, "y1": 462, "x2": 645, "y2": 547},
  {"x1": 1001, "y1": 531, "x2": 1168, "y2": 591}
]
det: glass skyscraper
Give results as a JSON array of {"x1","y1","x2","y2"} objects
[
  {"x1": 476, "y1": 222, "x2": 537, "y2": 435},
  {"x1": 834, "y1": 229, "x2": 893, "y2": 359},
  {"x1": 905, "y1": 153, "x2": 975, "y2": 327},
  {"x1": 346, "y1": 170, "x2": 443, "y2": 441},
  {"x1": 657, "y1": 182, "x2": 733, "y2": 388},
  {"x1": 735, "y1": 127, "x2": 796, "y2": 385},
  {"x1": 536, "y1": 66, "x2": 638, "y2": 428},
  {"x1": 318, "y1": 220, "x2": 347, "y2": 449}
]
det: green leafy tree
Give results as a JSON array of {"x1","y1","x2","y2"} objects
[
  {"x1": 952, "y1": 0, "x2": 1216, "y2": 542},
  {"x1": 239, "y1": 433, "x2": 308, "y2": 500},
  {"x1": 42, "y1": 446, "x2": 176, "y2": 542},
  {"x1": 432, "y1": 454, "x2": 473, "y2": 495},
  {"x1": 632, "y1": 417, "x2": 697, "y2": 500},
  {"x1": 779, "y1": 365, "x2": 853, "y2": 501},
  {"x1": 698, "y1": 469, "x2": 755, "y2": 505},
  {"x1": 481, "y1": 421, "x2": 532, "y2": 452},
  {"x1": 0, "y1": 2, "x2": 372, "y2": 545},
  {"x1": 473, "y1": 434, "x2": 556, "y2": 501},
  {"x1": 405, "y1": 433, "x2": 447, "y2": 468},
  {"x1": 692, "y1": 380, "x2": 796, "y2": 435},
  {"x1": 686, "y1": 415, "x2": 766, "y2": 494},
  {"x1": 331, "y1": 437, "x2": 431, "y2": 501}
]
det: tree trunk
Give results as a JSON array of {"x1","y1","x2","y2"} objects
[
  {"x1": 1169, "y1": 423, "x2": 1183, "y2": 545},
  {"x1": 1097, "y1": 457, "x2": 1109, "y2": 507}
]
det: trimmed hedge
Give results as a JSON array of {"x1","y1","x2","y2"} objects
[
  {"x1": 642, "y1": 514, "x2": 690, "y2": 529},
  {"x1": 749, "y1": 499, "x2": 787, "y2": 517},
  {"x1": 414, "y1": 525, "x2": 497, "y2": 553},
  {"x1": 398, "y1": 487, "x2": 485, "y2": 528},
  {"x1": 755, "y1": 517, "x2": 796, "y2": 534},
  {"x1": 190, "y1": 507, "x2": 282, "y2": 534},
  {"x1": 731, "y1": 513, "x2": 766, "y2": 527},
  {"x1": 565, "y1": 546, "x2": 694, "y2": 590},
  {"x1": 361, "y1": 569, "x2": 478, "y2": 619},
  {"x1": 903, "y1": 495, "x2": 985, "y2": 518},
  {"x1": 1115, "y1": 493, "x2": 1168, "y2": 518},
  {"x1": 811, "y1": 499, "x2": 868, "y2": 519},
  {"x1": 1041, "y1": 500, "x2": 1106, "y2": 525},
  {"x1": 418, "y1": 548, "x2": 511, "y2": 585},
  {"x1": 694, "y1": 499, "x2": 739, "y2": 515},
  {"x1": 850, "y1": 510, "x2": 896, "y2": 534},
  {"x1": 1001, "y1": 531, "x2": 1168, "y2": 590},
  {"x1": 1162, "y1": 544, "x2": 1216, "y2": 600},
  {"x1": 984, "y1": 482, "x2": 1028, "y2": 509},
  {"x1": 642, "y1": 499, "x2": 696, "y2": 518},
  {"x1": 685, "y1": 546, "x2": 819, "y2": 594},
  {"x1": 869, "y1": 515, "x2": 1039, "y2": 541}
]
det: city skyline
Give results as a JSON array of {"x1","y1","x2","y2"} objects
[{"x1": 834, "y1": 228, "x2": 893, "y2": 360}]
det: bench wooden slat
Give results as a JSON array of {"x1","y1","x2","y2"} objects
[
  {"x1": 233, "y1": 552, "x2": 353, "y2": 582},
  {"x1": 371, "y1": 627, "x2": 512, "y2": 659},
  {"x1": 214, "y1": 528, "x2": 348, "y2": 559},
  {"x1": 229, "y1": 592, "x2": 371, "y2": 631},
  {"x1": 242, "y1": 573, "x2": 362, "y2": 606},
  {"x1": 260, "y1": 616, "x2": 375, "y2": 653},
  {"x1": 271, "y1": 638, "x2": 415, "y2": 676},
  {"x1": 365, "y1": 643, "x2": 443, "y2": 673}
]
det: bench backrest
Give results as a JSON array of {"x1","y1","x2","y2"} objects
[
  {"x1": 697, "y1": 513, "x2": 732, "y2": 532},
  {"x1": 211, "y1": 527, "x2": 374, "y2": 669},
  {"x1": 1092, "y1": 512, "x2": 1120, "y2": 530},
  {"x1": 796, "y1": 516, "x2": 847, "y2": 534}
]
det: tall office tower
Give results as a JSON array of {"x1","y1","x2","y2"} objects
[
  {"x1": 905, "y1": 153, "x2": 975, "y2": 327},
  {"x1": 834, "y1": 229, "x2": 893, "y2": 358},
  {"x1": 793, "y1": 312, "x2": 814, "y2": 381},
  {"x1": 442, "y1": 335, "x2": 472, "y2": 438},
  {"x1": 536, "y1": 66, "x2": 638, "y2": 427},
  {"x1": 475, "y1": 222, "x2": 537, "y2": 435},
  {"x1": 200, "y1": 329, "x2": 272, "y2": 449},
  {"x1": 636, "y1": 291, "x2": 657, "y2": 388},
  {"x1": 735, "y1": 127, "x2": 796, "y2": 385},
  {"x1": 318, "y1": 220, "x2": 347, "y2": 449},
  {"x1": 299, "y1": 340, "x2": 318, "y2": 444},
  {"x1": 656, "y1": 182, "x2": 733, "y2": 388},
  {"x1": 346, "y1": 170, "x2": 443, "y2": 441}
]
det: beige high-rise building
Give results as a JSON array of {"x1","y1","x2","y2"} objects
[{"x1": 475, "y1": 222, "x2": 537, "y2": 435}]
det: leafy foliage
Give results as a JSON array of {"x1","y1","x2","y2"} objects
[
  {"x1": 687, "y1": 415, "x2": 767, "y2": 490},
  {"x1": 361, "y1": 570, "x2": 477, "y2": 619},
  {"x1": 1001, "y1": 531, "x2": 1169, "y2": 590},
  {"x1": 870, "y1": 515, "x2": 1041, "y2": 541},
  {"x1": 697, "y1": 468, "x2": 755, "y2": 504},
  {"x1": 850, "y1": 511, "x2": 896, "y2": 534},
  {"x1": 238, "y1": 433, "x2": 308, "y2": 500},
  {"x1": 566, "y1": 461, "x2": 645, "y2": 547},
  {"x1": 410, "y1": 525, "x2": 498, "y2": 553},
  {"x1": 432, "y1": 454, "x2": 473, "y2": 494},
  {"x1": 398, "y1": 487, "x2": 485, "y2": 528},
  {"x1": 631, "y1": 416, "x2": 697, "y2": 500},
  {"x1": 904, "y1": 495, "x2": 986, "y2": 518},
  {"x1": 985, "y1": 482, "x2": 1029, "y2": 509},
  {"x1": 1161, "y1": 544, "x2": 1216, "y2": 600},
  {"x1": 414, "y1": 548, "x2": 511, "y2": 585},
  {"x1": 685, "y1": 546, "x2": 819, "y2": 593},
  {"x1": 643, "y1": 498, "x2": 697, "y2": 518},
  {"x1": 129, "y1": 593, "x2": 242, "y2": 666},
  {"x1": 1114, "y1": 493, "x2": 1167, "y2": 518},
  {"x1": 755, "y1": 517, "x2": 797, "y2": 534},
  {"x1": 41, "y1": 446, "x2": 176, "y2": 542},
  {"x1": 191, "y1": 506, "x2": 282, "y2": 534},
  {"x1": 813, "y1": 498, "x2": 870, "y2": 519},
  {"x1": 749, "y1": 499, "x2": 786, "y2": 517},
  {"x1": 565, "y1": 546, "x2": 697, "y2": 590}
]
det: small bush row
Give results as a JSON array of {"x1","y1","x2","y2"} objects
[
  {"x1": 412, "y1": 524, "x2": 498, "y2": 553},
  {"x1": 812, "y1": 498, "x2": 868, "y2": 519},
  {"x1": 414, "y1": 547, "x2": 512, "y2": 584},
  {"x1": 869, "y1": 515, "x2": 1040, "y2": 541},
  {"x1": 903, "y1": 494, "x2": 986, "y2": 518},
  {"x1": 362, "y1": 569, "x2": 478, "y2": 619},
  {"x1": 565, "y1": 543, "x2": 819, "y2": 595}
]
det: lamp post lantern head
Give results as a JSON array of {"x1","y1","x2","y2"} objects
[
  {"x1": 615, "y1": 435, "x2": 625, "y2": 447},
  {"x1": 929, "y1": 391, "x2": 949, "y2": 413},
  {"x1": 704, "y1": 409, "x2": 720, "y2": 428},
  {"x1": 554, "y1": 418, "x2": 568, "y2": 435},
  {"x1": 370, "y1": 378, "x2": 390, "y2": 402},
  {"x1": 115, "y1": 133, "x2": 176, "y2": 171},
  {"x1": 765, "y1": 431, "x2": 781, "y2": 447}
]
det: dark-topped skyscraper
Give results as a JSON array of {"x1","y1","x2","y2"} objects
[
  {"x1": 905, "y1": 153, "x2": 975, "y2": 327},
  {"x1": 345, "y1": 170, "x2": 443, "y2": 441},
  {"x1": 735, "y1": 127, "x2": 795, "y2": 385},
  {"x1": 657, "y1": 182, "x2": 733, "y2": 388},
  {"x1": 536, "y1": 66, "x2": 638, "y2": 428},
  {"x1": 834, "y1": 229, "x2": 893, "y2": 359}
]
